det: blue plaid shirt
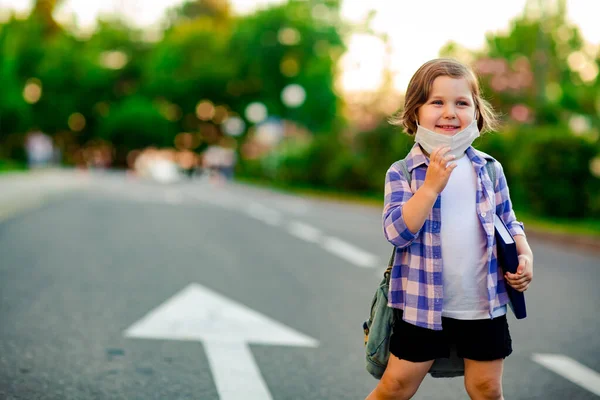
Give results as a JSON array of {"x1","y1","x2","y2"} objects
[{"x1": 383, "y1": 144, "x2": 525, "y2": 330}]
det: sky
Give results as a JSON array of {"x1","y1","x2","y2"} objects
[{"x1": 1, "y1": 0, "x2": 599, "y2": 92}]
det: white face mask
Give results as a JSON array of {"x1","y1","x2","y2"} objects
[{"x1": 414, "y1": 119, "x2": 480, "y2": 159}]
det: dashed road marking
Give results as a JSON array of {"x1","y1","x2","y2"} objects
[
  {"x1": 321, "y1": 236, "x2": 377, "y2": 268},
  {"x1": 532, "y1": 353, "x2": 600, "y2": 396},
  {"x1": 245, "y1": 203, "x2": 282, "y2": 227},
  {"x1": 287, "y1": 221, "x2": 321, "y2": 243}
]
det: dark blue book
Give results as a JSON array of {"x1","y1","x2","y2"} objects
[{"x1": 494, "y1": 215, "x2": 527, "y2": 319}]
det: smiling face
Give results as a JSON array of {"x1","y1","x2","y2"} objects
[{"x1": 417, "y1": 76, "x2": 476, "y2": 136}]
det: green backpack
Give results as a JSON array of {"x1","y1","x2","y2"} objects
[{"x1": 363, "y1": 155, "x2": 497, "y2": 380}]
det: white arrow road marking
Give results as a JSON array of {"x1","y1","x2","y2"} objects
[
  {"x1": 124, "y1": 283, "x2": 318, "y2": 400},
  {"x1": 322, "y1": 237, "x2": 377, "y2": 268},
  {"x1": 287, "y1": 221, "x2": 321, "y2": 243},
  {"x1": 532, "y1": 353, "x2": 600, "y2": 396},
  {"x1": 204, "y1": 340, "x2": 273, "y2": 400}
]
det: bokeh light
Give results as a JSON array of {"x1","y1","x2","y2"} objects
[
  {"x1": 281, "y1": 84, "x2": 306, "y2": 108},
  {"x1": 255, "y1": 119, "x2": 284, "y2": 146},
  {"x1": 23, "y1": 78, "x2": 42, "y2": 104},
  {"x1": 196, "y1": 100, "x2": 215, "y2": 121},
  {"x1": 174, "y1": 132, "x2": 194, "y2": 150},
  {"x1": 99, "y1": 50, "x2": 128, "y2": 70},
  {"x1": 68, "y1": 113, "x2": 86, "y2": 132},
  {"x1": 213, "y1": 106, "x2": 229, "y2": 124},
  {"x1": 280, "y1": 57, "x2": 300, "y2": 77},
  {"x1": 510, "y1": 104, "x2": 531, "y2": 123},
  {"x1": 278, "y1": 27, "x2": 301, "y2": 46},
  {"x1": 569, "y1": 115, "x2": 591, "y2": 134},
  {"x1": 94, "y1": 102, "x2": 110, "y2": 117},
  {"x1": 590, "y1": 157, "x2": 600, "y2": 178},
  {"x1": 222, "y1": 116, "x2": 246, "y2": 137},
  {"x1": 245, "y1": 102, "x2": 267, "y2": 124}
]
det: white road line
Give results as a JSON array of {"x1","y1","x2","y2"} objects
[
  {"x1": 193, "y1": 194, "x2": 380, "y2": 270},
  {"x1": 321, "y1": 237, "x2": 377, "y2": 268},
  {"x1": 273, "y1": 200, "x2": 309, "y2": 215},
  {"x1": 287, "y1": 221, "x2": 321, "y2": 243},
  {"x1": 532, "y1": 353, "x2": 600, "y2": 396},
  {"x1": 245, "y1": 203, "x2": 282, "y2": 227},
  {"x1": 191, "y1": 193, "x2": 236, "y2": 209}
]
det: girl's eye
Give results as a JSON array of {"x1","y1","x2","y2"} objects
[
  {"x1": 431, "y1": 100, "x2": 443, "y2": 105},
  {"x1": 457, "y1": 101, "x2": 470, "y2": 106}
]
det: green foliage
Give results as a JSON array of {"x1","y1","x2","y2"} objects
[
  {"x1": 143, "y1": 18, "x2": 234, "y2": 110},
  {"x1": 228, "y1": 1, "x2": 345, "y2": 133},
  {"x1": 254, "y1": 122, "x2": 415, "y2": 195},
  {"x1": 519, "y1": 134, "x2": 598, "y2": 218},
  {"x1": 477, "y1": 125, "x2": 599, "y2": 218},
  {"x1": 0, "y1": 158, "x2": 26, "y2": 173},
  {"x1": 97, "y1": 96, "x2": 176, "y2": 164}
]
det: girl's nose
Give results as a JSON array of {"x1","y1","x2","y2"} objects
[{"x1": 442, "y1": 105, "x2": 456, "y2": 118}]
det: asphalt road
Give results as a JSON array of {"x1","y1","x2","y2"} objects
[{"x1": 0, "y1": 171, "x2": 598, "y2": 399}]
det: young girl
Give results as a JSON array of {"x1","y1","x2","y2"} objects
[{"x1": 366, "y1": 59, "x2": 534, "y2": 400}]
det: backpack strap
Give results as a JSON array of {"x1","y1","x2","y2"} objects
[
  {"x1": 484, "y1": 159, "x2": 496, "y2": 189},
  {"x1": 474, "y1": 149, "x2": 497, "y2": 188},
  {"x1": 397, "y1": 159, "x2": 411, "y2": 187}
]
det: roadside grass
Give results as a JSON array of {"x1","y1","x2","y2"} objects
[{"x1": 0, "y1": 159, "x2": 27, "y2": 174}]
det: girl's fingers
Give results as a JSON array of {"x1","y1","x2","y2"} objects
[
  {"x1": 505, "y1": 277, "x2": 528, "y2": 291},
  {"x1": 443, "y1": 155, "x2": 456, "y2": 168},
  {"x1": 431, "y1": 146, "x2": 449, "y2": 164},
  {"x1": 508, "y1": 275, "x2": 529, "y2": 284},
  {"x1": 514, "y1": 284, "x2": 528, "y2": 292},
  {"x1": 431, "y1": 148, "x2": 442, "y2": 164},
  {"x1": 446, "y1": 162, "x2": 457, "y2": 171},
  {"x1": 439, "y1": 147, "x2": 451, "y2": 164}
]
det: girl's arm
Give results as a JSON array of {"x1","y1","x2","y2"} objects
[
  {"x1": 383, "y1": 146, "x2": 456, "y2": 247},
  {"x1": 506, "y1": 235, "x2": 534, "y2": 292},
  {"x1": 403, "y1": 146, "x2": 457, "y2": 232},
  {"x1": 493, "y1": 161, "x2": 533, "y2": 292}
]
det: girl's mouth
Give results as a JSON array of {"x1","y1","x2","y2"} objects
[{"x1": 436, "y1": 125, "x2": 460, "y2": 133}]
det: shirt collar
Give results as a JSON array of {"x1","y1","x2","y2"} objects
[{"x1": 404, "y1": 143, "x2": 429, "y2": 172}]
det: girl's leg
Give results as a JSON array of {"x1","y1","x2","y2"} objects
[
  {"x1": 463, "y1": 358, "x2": 504, "y2": 400},
  {"x1": 365, "y1": 354, "x2": 433, "y2": 400}
]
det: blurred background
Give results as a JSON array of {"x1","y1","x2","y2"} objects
[
  {"x1": 1, "y1": 1, "x2": 600, "y2": 399},
  {"x1": 0, "y1": 0, "x2": 598, "y2": 227}
]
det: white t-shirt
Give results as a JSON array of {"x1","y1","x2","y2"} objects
[{"x1": 440, "y1": 155, "x2": 506, "y2": 319}]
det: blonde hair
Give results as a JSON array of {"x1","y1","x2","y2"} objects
[{"x1": 390, "y1": 58, "x2": 499, "y2": 135}]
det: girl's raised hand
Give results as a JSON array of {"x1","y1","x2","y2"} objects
[{"x1": 423, "y1": 146, "x2": 457, "y2": 195}]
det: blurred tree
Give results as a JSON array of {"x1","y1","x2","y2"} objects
[
  {"x1": 31, "y1": 0, "x2": 65, "y2": 34},
  {"x1": 228, "y1": 0, "x2": 345, "y2": 134},
  {"x1": 442, "y1": 0, "x2": 600, "y2": 135},
  {"x1": 97, "y1": 96, "x2": 176, "y2": 166},
  {"x1": 142, "y1": 13, "x2": 234, "y2": 134},
  {"x1": 166, "y1": 0, "x2": 231, "y2": 26},
  {"x1": 0, "y1": 18, "x2": 39, "y2": 155}
]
